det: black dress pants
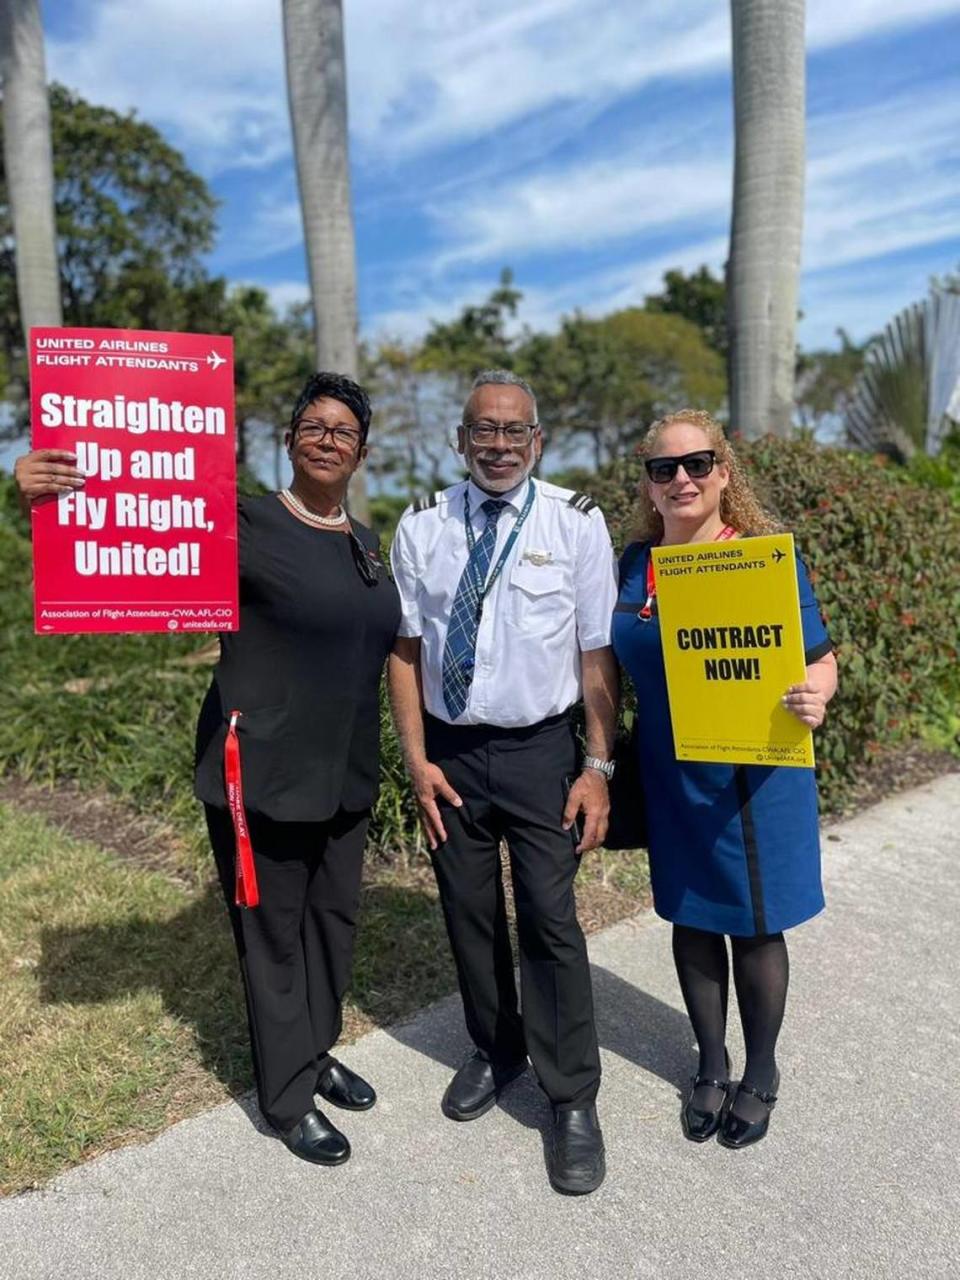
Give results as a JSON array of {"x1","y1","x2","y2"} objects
[
  {"x1": 425, "y1": 713, "x2": 601, "y2": 1110},
  {"x1": 205, "y1": 804, "x2": 369, "y2": 1132}
]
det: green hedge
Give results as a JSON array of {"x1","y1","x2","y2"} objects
[
  {"x1": 0, "y1": 475, "x2": 419, "y2": 875},
  {"x1": 2, "y1": 437, "x2": 957, "y2": 871},
  {"x1": 590, "y1": 436, "x2": 960, "y2": 811}
]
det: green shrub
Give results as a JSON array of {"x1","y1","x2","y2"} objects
[
  {"x1": 3, "y1": 436, "x2": 957, "y2": 861},
  {"x1": 0, "y1": 509, "x2": 215, "y2": 874},
  {"x1": 590, "y1": 436, "x2": 960, "y2": 811},
  {"x1": 0, "y1": 474, "x2": 420, "y2": 872},
  {"x1": 906, "y1": 427, "x2": 960, "y2": 508}
]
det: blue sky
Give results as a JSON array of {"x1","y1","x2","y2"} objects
[{"x1": 43, "y1": 0, "x2": 960, "y2": 354}]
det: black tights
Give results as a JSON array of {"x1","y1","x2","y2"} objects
[{"x1": 672, "y1": 924, "x2": 789, "y2": 1120}]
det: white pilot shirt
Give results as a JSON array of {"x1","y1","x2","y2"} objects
[{"x1": 390, "y1": 476, "x2": 618, "y2": 728}]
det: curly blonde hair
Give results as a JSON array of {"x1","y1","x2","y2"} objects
[{"x1": 632, "y1": 409, "x2": 780, "y2": 542}]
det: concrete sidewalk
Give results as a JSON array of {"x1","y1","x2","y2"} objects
[{"x1": 2, "y1": 774, "x2": 958, "y2": 1280}]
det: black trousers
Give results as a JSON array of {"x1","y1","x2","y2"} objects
[
  {"x1": 205, "y1": 804, "x2": 369, "y2": 1132},
  {"x1": 425, "y1": 713, "x2": 601, "y2": 1109}
]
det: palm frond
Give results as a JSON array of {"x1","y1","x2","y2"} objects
[{"x1": 845, "y1": 288, "x2": 960, "y2": 458}]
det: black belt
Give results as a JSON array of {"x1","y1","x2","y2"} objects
[{"x1": 425, "y1": 708, "x2": 572, "y2": 742}]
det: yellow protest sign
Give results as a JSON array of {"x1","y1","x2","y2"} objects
[{"x1": 651, "y1": 533, "x2": 813, "y2": 768}]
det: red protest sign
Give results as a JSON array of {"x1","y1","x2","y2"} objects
[{"x1": 29, "y1": 327, "x2": 239, "y2": 635}]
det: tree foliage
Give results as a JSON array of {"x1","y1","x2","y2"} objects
[
  {"x1": 0, "y1": 83, "x2": 224, "y2": 396},
  {"x1": 225, "y1": 288, "x2": 313, "y2": 471},
  {"x1": 0, "y1": 83, "x2": 316, "y2": 466},
  {"x1": 521, "y1": 308, "x2": 726, "y2": 466},
  {"x1": 418, "y1": 268, "x2": 522, "y2": 382},
  {"x1": 794, "y1": 330, "x2": 867, "y2": 434},
  {"x1": 645, "y1": 265, "x2": 728, "y2": 357},
  {"x1": 363, "y1": 340, "x2": 457, "y2": 497},
  {"x1": 397, "y1": 271, "x2": 727, "y2": 472}
]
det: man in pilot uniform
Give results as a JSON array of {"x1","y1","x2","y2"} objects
[{"x1": 389, "y1": 370, "x2": 619, "y2": 1195}]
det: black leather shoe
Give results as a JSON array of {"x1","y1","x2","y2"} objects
[
  {"x1": 281, "y1": 1108, "x2": 350, "y2": 1165},
  {"x1": 718, "y1": 1069, "x2": 780, "y2": 1149},
  {"x1": 317, "y1": 1059, "x2": 377, "y2": 1111},
  {"x1": 546, "y1": 1106, "x2": 606, "y2": 1195},
  {"x1": 440, "y1": 1052, "x2": 527, "y2": 1121},
  {"x1": 681, "y1": 1048, "x2": 732, "y2": 1143}
]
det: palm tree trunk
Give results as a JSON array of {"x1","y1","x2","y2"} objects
[
  {"x1": 0, "y1": 0, "x2": 62, "y2": 339},
  {"x1": 282, "y1": 0, "x2": 368, "y2": 519},
  {"x1": 727, "y1": 0, "x2": 805, "y2": 438}
]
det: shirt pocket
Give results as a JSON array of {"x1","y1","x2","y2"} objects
[{"x1": 505, "y1": 561, "x2": 571, "y2": 633}]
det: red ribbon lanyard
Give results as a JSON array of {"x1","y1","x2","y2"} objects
[
  {"x1": 224, "y1": 710, "x2": 260, "y2": 909},
  {"x1": 640, "y1": 524, "x2": 736, "y2": 619}
]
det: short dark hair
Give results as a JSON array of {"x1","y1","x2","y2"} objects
[
  {"x1": 290, "y1": 372, "x2": 372, "y2": 444},
  {"x1": 466, "y1": 369, "x2": 538, "y2": 420}
]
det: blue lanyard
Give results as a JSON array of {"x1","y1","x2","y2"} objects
[{"x1": 464, "y1": 480, "x2": 536, "y2": 606}]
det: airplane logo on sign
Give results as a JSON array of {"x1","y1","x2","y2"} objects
[
  {"x1": 772, "y1": 548, "x2": 785, "y2": 563},
  {"x1": 206, "y1": 351, "x2": 227, "y2": 371}
]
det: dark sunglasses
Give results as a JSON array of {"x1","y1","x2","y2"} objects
[
  {"x1": 644, "y1": 449, "x2": 717, "y2": 484},
  {"x1": 348, "y1": 531, "x2": 382, "y2": 586}
]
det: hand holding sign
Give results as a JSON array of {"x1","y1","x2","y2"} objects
[
  {"x1": 14, "y1": 449, "x2": 85, "y2": 501},
  {"x1": 782, "y1": 680, "x2": 829, "y2": 729},
  {"x1": 652, "y1": 533, "x2": 815, "y2": 767}
]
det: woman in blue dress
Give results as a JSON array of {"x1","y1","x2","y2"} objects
[{"x1": 612, "y1": 410, "x2": 837, "y2": 1149}]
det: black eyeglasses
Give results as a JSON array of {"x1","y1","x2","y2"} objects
[
  {"x1": 295, "y1": 419, "x2": 362, "y2": 450},
  {"x1": 348, "y1": 532, "x2": 381, "y2": 586},
  {"x1": 463, "y1": 420, "x2": 539, "y2": 446},
  {"x1": 644, "y1": 450, "x2": 717, "y2": 484}
]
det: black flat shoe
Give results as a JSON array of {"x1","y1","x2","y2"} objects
[
  {"x1": 718, "y1": 1070, "x2": 780, "y2": 1149},
  {"x1": 546, "y1": 1105, "x2": 606, "y2": 1196},
  {"x1": 317, "y1": 1059, "x2": 377, "y2": 1111},
  {"x1": 681, "y1": 1048, "x2": 732, "y2": 1143},
  {"x1": 281, "y1": 1108, "x2": 351, "y2": 1165},
  {"x1": 441, "y1": 1052, "x2": 527, "y2": 1121}
]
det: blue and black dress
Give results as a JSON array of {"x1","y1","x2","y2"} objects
[{"x1": 612, "y1": 541, "x2": 832, "y2": 937}]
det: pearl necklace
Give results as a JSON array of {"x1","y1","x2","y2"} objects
[{"x1": 280, "y1": 488, "x2": 348, "y2": 528}]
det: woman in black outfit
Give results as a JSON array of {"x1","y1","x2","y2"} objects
[{"x1": 16, "y1": 372, "x2": 402, "y2": 1167}]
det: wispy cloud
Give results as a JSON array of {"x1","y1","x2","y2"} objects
[
  {"x1": 427, "y1": 158, "x2": 730, "y2": 268},
  {"x1": 363, "y1": 237, "x2": 730, "y2": 343},
  {"x1": 47, "y1": 0, "x2": 289, "y2": 172},
  {"x1": 43, "y1": 0, "x2": 960, "y2": 356},
  {"x1": 798, "y1": 257, "x2": 947, "y2": 349},
  {"x1": 403, "y1": 78, "x2": 959, "y2": 289},
  {"x1": 258, "y1": 280, "x2": 311, "y2": 314},
  {"x1": 346, "y1": 1, "x2": 728, "y2": 159},
  {"x1": 349, "y1": 0, "x2": 960, "y2": 158},
  {"x1": 48, "y1": 0, "x2": 960, "y2": 169},
  {"x1": 804, "y1": 92, "x2": 960, "y2": 273},
  {"x1": 364, "y1": 71, "x2": 960, "y2": 349},
  {"x1": 806, "y1": 0, "x2": 960, "y2": 48},
  {"x1": 222, "y1": 197, "x2": 305, "y2": 265}
]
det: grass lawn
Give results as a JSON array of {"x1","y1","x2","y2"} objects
[
  {"x1": 0, "y1": 802, "x2": 648, "y2": 1195},
  {"x1": 0, "y1": 805, "x2": 245, "y2": 1194}
]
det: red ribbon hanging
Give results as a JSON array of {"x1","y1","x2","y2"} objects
[{"x1": 224, "y1": 710, "x2": 260, "y2": 909}]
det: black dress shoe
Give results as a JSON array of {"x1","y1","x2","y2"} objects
[
  {"x1": 317, "y1": 1060, "x2": 377, "y2": 1111},
  {"x1": 718, "y1": 1069, "x2": 780, "y2": 1149},
  {"x1": 281, "y1": 1108, "x2": 350, "y2": 1166},
  {"x1": 681, "y1": 1048, "x2": 732, "y2": 1143},
  {"x1": 546, "y1": 1106, "x2": 606, "y2": 1195},
  {"x1": 440, "y1": 1052, "x2": 527, "y2": 1121}
]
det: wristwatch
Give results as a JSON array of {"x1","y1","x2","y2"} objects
[{"x1": 583, "y1": 755, "x2": 615, "y2": 779}]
